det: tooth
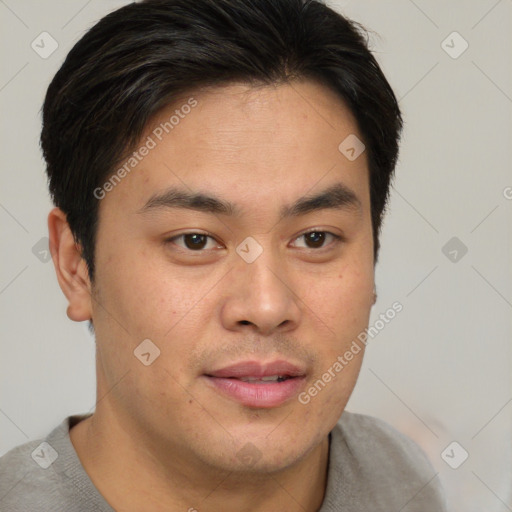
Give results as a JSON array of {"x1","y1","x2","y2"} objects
[{"x1": 239, "y1": 375, "x2": 283, "y2": 382}]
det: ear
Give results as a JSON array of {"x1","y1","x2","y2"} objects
[{"x1": 48, "y1": 207, "x2": 93, "y2": 322}]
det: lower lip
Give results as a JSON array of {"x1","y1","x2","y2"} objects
[{"x1": 203, "y1": 376, "x2": 306, "y2": 408}]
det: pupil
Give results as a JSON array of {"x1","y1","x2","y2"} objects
[
  {"x1": 307, "y1": 232, "x2": 324, "y2": 248},
  {"x1": 183, "y1": 233, "x2": 325, "y2": 250},
  {"x1": 185, "y1": 234, "x2": 207, "y2": 250}
]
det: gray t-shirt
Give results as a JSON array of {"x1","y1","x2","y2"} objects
[{"x1": 0, "y1": 411, "x2": 447, "y2": 511}]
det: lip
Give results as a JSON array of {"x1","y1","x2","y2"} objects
[
  {"x1": 205, "y1": 360, "x2": 305, "y2": 379},
  {"x1": 203, "y1": 360, "x2": 307, "y2": 408}
]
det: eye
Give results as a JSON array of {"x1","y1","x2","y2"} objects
[
  {"x1": 166, "y1": 232, "x2": 221, "y2": 251},
  {"x1": 165, "y1": 229, "x2": 343, "y2": 253},
  {"x1": 291, "y1": 230, "x2": 342, "y2": 250}
]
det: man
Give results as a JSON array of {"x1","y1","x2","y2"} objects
[{"x1": 0, "y1": 0, "x2": 447, "y2": 510}]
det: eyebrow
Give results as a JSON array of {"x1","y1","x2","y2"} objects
[{"x1": 138, "y1": 182, "x2": 362, "y2": 219}]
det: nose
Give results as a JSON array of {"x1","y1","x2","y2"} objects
[{"x1": 219, "y1": 244, "x2": 301, "y2": 336}]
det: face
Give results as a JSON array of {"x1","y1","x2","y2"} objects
[{"x1": 89, "y1": 80, "x2": 374, "y2": 473}]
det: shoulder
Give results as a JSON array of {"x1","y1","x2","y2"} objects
[
  {"x1": 0, "y1": 432, "x2": 64, "y2": 511},
  {"x1": 0, "y1": 414, "x2": 108, "y2": 512},
  {"x1": 324, "y1": 411, "x2": 448, "y2": 512}
]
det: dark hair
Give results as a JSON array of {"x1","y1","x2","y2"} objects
[{"x1": 41, "y1": 0, "x2": 402, "y2": 281}]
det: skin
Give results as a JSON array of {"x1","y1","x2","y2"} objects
[{"x1": 49, "y1": 79, "x2": 375, "y2": 512}]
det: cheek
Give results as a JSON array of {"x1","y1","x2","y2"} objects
[
  {"x1": 302, "y1": 263, "x2": 373, "y2": 333},
  {"x1": 299, "y1": 350, "x2": 364, "y2": 437},
  {"x1": 95, "y1": 240, "x2": 177, "y2": 334},
  {"x1": 296, "y1": 261, "x2": 371, "y2": 408}
]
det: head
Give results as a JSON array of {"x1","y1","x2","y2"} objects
[{"x1": 43, "y1": 0, "x2": 402, "y2": 474}]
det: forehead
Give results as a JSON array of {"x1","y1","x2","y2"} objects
[
  {"x1": 150, "y1": 79, "x2": 362, "y2": 155},
  {"x1": 103, "y1": 80, "x2": 370, "y2": 216}
]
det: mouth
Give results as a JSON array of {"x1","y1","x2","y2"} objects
[
  {"x1": 203, "y1": 360, "x2": 307, "y2": 408},
  {"x1": 231, "y1": 375, "x2": 291, "y2": 383}
]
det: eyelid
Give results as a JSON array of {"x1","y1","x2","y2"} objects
[
  {"x1": 290, "y1": 228, "x2": 343, "y2": 249},
  {"x1": 166, "y1": 228, "x2": 344, "y2": 252},
  {"x1": 165, "y1": 230, "x2": 221, "y2": 251}
]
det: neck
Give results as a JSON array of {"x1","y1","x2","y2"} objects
[{"x1": 70, "y1": 406, "x2": 330, "y2": 512}]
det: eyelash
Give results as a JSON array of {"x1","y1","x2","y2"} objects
[{"x1": 165, "y1": 229, "x2": 343, "y2": 253}]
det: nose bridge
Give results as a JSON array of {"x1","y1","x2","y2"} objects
[
  {"x1": 222, "y1": 237, "x2": 300, "y2": 333},
  {"x1": 239, "y1": 237, "x2": 288, "y2": 301},
  {"x1": 242, "y1": 246, "x2": 285, "y2": 299}
]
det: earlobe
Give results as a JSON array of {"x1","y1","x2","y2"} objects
[{"x1": 48, "y1": 207, "x2": 93, "y2": 322}]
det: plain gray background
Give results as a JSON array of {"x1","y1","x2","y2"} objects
[{"x1": 1, "y1": 1, "x2": 511, "y2": 511}]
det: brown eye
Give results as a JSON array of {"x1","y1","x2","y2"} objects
[
  {"x1": 167, "y1": 232, "x2": 220, "y2": 251},
  {"x1": 182, "y1": 233, "x2": 208, "y2": 250},
  {"x1": 292, "y1": 230, "x2": 341, "y2": 250},
  {"x1": 304, "y1": 231, "x2": 326, "y2": 248}
]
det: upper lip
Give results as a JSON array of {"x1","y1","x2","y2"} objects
[{"x1": 205, "y1": 360, "x2": 306, "y2": 379}]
